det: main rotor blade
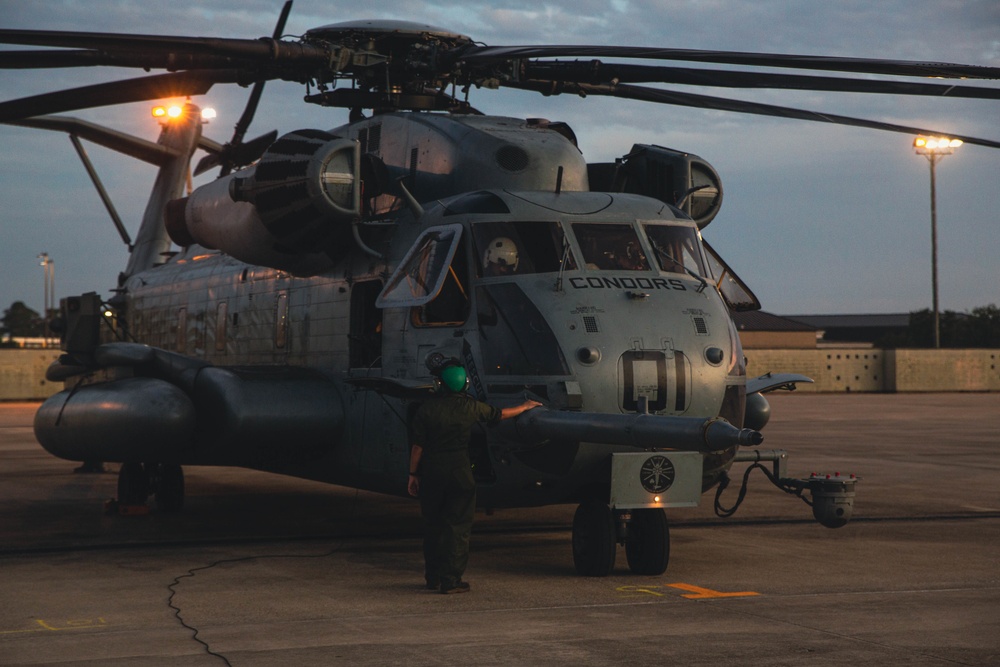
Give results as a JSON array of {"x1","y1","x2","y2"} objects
[
  {"x1": 461, "y1": 45, "x2": 1000, "y2": 80},
  {"x1": 194, "y1": 129, "x2": 278, "y2": 176},
  {"x1": 504, "y1": 80, "x2": 1000, "y2": 149},
  {"x1": 232, "y1": 2, "x2": 293, "y2": 146},
  {"x1": 0, "y1": 47, "x2": 266, "y2": 71},
  {"x1": 0, "y1": 49, "x2": 115, "y2": 69},
  {"x1": 522, "y1": 62, "x2": 1000, "y2": 100},
  {"x1": 221, "y1": 0, "x2": 293, "y2": 177},
  {"x1": 0, "y1": 29, "x2": 330, "y2": 69},
  {"x1": 0, "y1": 70, "x2": 243, "y2": 122}
]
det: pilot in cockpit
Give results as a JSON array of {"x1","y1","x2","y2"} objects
[{"x1": 483, "y1": 237, "x2": 520, "y2": 276}]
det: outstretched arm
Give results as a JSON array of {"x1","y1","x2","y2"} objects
[{"x1": 500, "y1": 399, "x2": 543, "y2": 420}]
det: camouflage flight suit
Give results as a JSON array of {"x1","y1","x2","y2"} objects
[{"x1": 410, "y1": 392, "x2": 501, "y2": 589}]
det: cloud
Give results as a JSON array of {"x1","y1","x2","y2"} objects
[{"x1": 0, "y1": 0, "x2": 997, "y2": 315}]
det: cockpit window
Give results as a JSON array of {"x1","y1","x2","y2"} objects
[
  {"x1": 473, "y1": 221, "x2": 576, "y2": 277},
  {"x1": 571, "y1": 223, "x2": 650, "y2": 271},
  {"x1": 643, "y1": 223, "x2": 708, "y2": 277}
]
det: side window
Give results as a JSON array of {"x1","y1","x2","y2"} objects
[
  {"x1": 275, "y1": 292, "x2": 289, "y2": 348},
  {"x1": 215, "y1": 301, "x2": 228, "y2": 353},
  {"x1": 350, "y1": 280, "x2": 383, "y2": 368},
  {"x1": 702, "y1": 240, "x2": 761, "y2": 312},
  {"x1": 176, "y1": 307, "x2": 187, "y2": 354}
]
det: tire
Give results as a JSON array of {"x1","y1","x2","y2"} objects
[
  {"x1": 572, "y1": 502, "x2": 617, "y2": 577},
  {"x1": 154, "y1": 464, "x2": 185, "y2": 512},
  {"x1": 117, "y1": 462, "x2": 150, "y2": 505},
  {"x1": 625, "y1": 508, "x2": 670, "y2": 575}
]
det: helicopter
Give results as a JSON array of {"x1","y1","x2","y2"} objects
[{"x1": 2, "y1": 3, "x2": 999, "y2": 577}]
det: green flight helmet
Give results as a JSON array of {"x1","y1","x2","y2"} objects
[{"x1": 441, "y1": 365, "x2": 468, "y2": 393}]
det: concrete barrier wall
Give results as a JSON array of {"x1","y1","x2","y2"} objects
[
  {"x1": 3, "y1": 348, "x2": 999, "y2": 397},
  {"x1": 887, "y1": 349, "x2": 1000, "y2": 392},
  {"x1": 0, "y1": 349, "x2": 61, "y2": 400},
  {"x1": 746, "y1": 348, "x2": 1000, "y2": 393}
]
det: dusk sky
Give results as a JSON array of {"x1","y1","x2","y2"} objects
[{"x1": 1, "y1": 0, "x2": 998, "y2": 319}]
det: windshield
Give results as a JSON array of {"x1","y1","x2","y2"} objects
[
  {"x1": 472, "y1": 221, "x2": 576, "y2": 277},
  {"x1": 571, "y1": 223, "x2": 650, "y2": 271},
  {"x1": 643, "y1": 223, "x2": 707, "y2": 277}
]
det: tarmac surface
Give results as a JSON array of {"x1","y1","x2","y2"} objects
[{"x1": 1, "y1": 392, "x2": 999, "y2": 666}]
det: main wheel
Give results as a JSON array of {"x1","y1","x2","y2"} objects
[
  {"x1": 572, "y1": 501, "x2": 617, "y2": 576},
  {"x1": 625, "y1": 508, "x2": 670, "y2": 575},
  {"x1": 117, "y1": 462, "x2": 150, "y2": 506},
  {"x1": 154, "y1": 464, "x2": 185, "y2": 512}
]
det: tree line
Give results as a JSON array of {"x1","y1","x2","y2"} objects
[
  {"x1": 879, "y1": 305, "x2": 1000, "y2": 349},
  {"x1": 2, "y1": 300, "x2": 998, "y2": 348},
  {"x1": 1, "y1": 301, "x2": 56, "y2": 345}
]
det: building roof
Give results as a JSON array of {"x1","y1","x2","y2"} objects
[
  {"x1": 731, "y1": 310, "x2": 818, "y2": 332},
  {"x1": 785, "y1": 314, "x2": 910, "y2": 329}
]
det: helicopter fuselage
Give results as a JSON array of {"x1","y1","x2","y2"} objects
[{"x1": 113, "y1": 182, "x2": 745, "y2": 509}]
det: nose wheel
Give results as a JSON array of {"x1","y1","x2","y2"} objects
[
  {"x1": 572, "y1": 501, "x2": 617, "y2": 576},
  {"x1": 572, "y1": 502, "x2": 671, "y2": 576},
  {"x1": 624, "y1": 508, "x2": 670, "y2": 575}
]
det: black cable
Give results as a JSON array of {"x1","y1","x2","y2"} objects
[
  {"x1": 165, "y1": 488, "x2": 360, "y2": 664},
  {"x1": 714, "y1": 461, "x2": 814, "y2": 519},
  {"x1": 714, "y1": 463, "x2": 761, "y2": 518}
]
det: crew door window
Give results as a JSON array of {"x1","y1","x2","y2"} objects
[{"x1": 376, "y1": 223, "x2": 470, "y2": 326}]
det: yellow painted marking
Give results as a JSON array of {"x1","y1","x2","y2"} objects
[
  {"x1": 668, "y1": 583, "x2": 760, "y2": 599},
  {"x1": 616, "y1": 585, "x2": 667, "y2": 598},
  {"x1": 0, "y1": 618, "x2": 107, "y2": 635}
]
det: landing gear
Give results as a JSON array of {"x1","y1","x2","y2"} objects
[
  {"x1": 115, "y1": 462, "x2": 185, "y2": 511},
  {"x1": 117, "y1": 462, "x2": 149, "y2": 506},
  {"x1": 572, "y1": 501, "x2": 616, "y2": 576},
  {"x1": 571, "y1": 503, "x2": 671, "y2": 576},
  {"x1": 153, "y1": 464, "x2": 185, "y2": 512},
  {"x1": 624, "y1": 508, "x2": 670, "y2": 575}
]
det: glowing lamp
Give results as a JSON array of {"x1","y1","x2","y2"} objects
[
  {"x1": 913, "y1": 135, "x2": 962, "y2": 155},
  {"x1": 151, "y1": 105, "x2": 184, "y2": 119}
]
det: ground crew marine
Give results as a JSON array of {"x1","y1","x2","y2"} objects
[{"x1": 408, "y1": 363, "x2": 541, "y2": 594}]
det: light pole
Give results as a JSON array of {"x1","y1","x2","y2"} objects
[
  {"x1": 913, "y1": 135, "x2": 962, "y2": 349},
  {"x1": 37, "y1": 252, "x2": 55, "y2": 346}
]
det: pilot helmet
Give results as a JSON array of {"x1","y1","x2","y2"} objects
[{"x1": 483, "y1": 237, "x2": 519, "y2": 272}]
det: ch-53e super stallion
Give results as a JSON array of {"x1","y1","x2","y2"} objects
[{"x1": 3, "y1": 2, "x2": 999, "y2": 576}]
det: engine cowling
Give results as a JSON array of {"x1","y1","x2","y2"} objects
[{"x1": 165, "y1": 129, "x2": 361, "y2": 275}]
